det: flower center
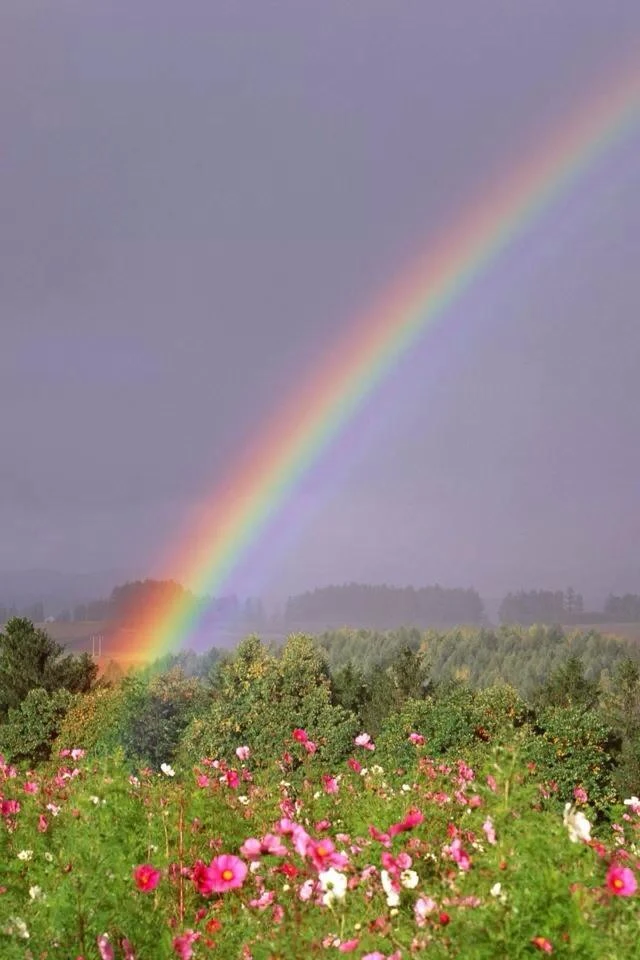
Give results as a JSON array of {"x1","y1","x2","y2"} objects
[
  {"x1": 222, "y1": 869, "x2": 234, "y2": 881},
  {"x1": 613, "y1": 878, "x2": 623, "y2": 890}
]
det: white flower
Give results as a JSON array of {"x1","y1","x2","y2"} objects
[
  {"x1": 7, "y1": 916, "x2": 29, "y2": 939},
  {"x1": 380, "y1": 869, "x2": 400, "y2": 907},
  {"x1": 490, "y1": 881, "x2": 508, "y2": 903},
  {"x1": 401, "y1": 783, "x2": 411, "y2": 792},
  {"x1": 563, "y1": 803, "x2": 591, "y2": 843},
  {"x1": 17, "y1": 850, "x2": 33, "y2": 861},
  {"x1": 44, "y1": 852, "x2": 54, "y2": 863},
  {"x1": 400, "y1": 869, "x2": 419, "y2": 889},
  {"x1": 29, "y1": 885, "x2": 45, "y2": 901},
  {"x1": 319, "y1": 868, "x2": 348, "y2": 906},
  {"x1": 371, "y1": 765, "x2": 384, "y2": 776},
  {"x1": 623, "y1": 796, "x2": 640, "y2": 812},
  {"x1": 238, "y1": 795, "x2": 250, "y2": 805},
  {"x1": 160, "y1": 763, "x2": 175, "y2": 777},
  {"x1": 89, "y1": 796, "x2": 100, "y2": 805}
]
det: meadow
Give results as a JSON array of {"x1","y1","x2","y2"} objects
[
  {"x1": 1, "y1": 735, "x2": 639, "y2": 959},
  {"x1": 1, "y1": 622, "x2": 639, "y2": 958}
]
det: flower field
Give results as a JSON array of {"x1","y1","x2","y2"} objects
[{"x1": 1, "y1": 734, "x2": 638, "y2": 959}]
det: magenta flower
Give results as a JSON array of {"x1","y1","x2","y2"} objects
[
  {"x1": 97, "y1": 934, "x2": 115, "y2": 960},
  {"x1": 292, "y1": 728, "x2": 308, "y2": 743},
  {"x1": 133, "y1": 864, "x2": 161, "y2": 892},
  {"x1": 606, "y1": 864, "x2": 637, "y2": 897},
  {"x1": 192, "y1": 860, "x2": 216, "y2": 896},
  {"x1": 172, "y1": 930, "x2": 200, "y2": 960},
  {"x1": 322, "y1": 774, "x2": 339, "y2": 795},
  {"x1": 306, "y1": 838, "x2": 348, "y2": 872},
  {"x1": 23, "y1": 781, "x2": 38, "y2": 794},
  {"x1": 209, "y1": 854, "x2": 248, "y2": 892},
  {"x1": 409, "y1": 732, "x2": 426, "y2": 745}
]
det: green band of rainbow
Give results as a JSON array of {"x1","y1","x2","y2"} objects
[{"x1": 118, "y1": 65, "x2": 639, "y2": 661}]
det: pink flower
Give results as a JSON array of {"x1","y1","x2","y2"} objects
[
  {"x1": 0, "y1": 799, "x2": 20, "y2": 817},
  {"x1": 23, "y1": 781, "x2": 39, "y2": 794},
  {"x1": 299, "y1": 878, "x2": 315, "y2": 901},
  {"x1": 354, "y1": 733, "x2": 375, "y2": 750},
  {"x1": 37, "y1": 814, "x2": 48, "y2": 833},
  {"x1": 347, "y1": 757, "x2": 362, "y2": 773},
  {"x1": 339, "y1": 938, "x2": 360, "y2": 952},
  {"x1": 235, "y1": 745, "x2": 251, "y2": 762},
  {"x1": 240, "y1": 834, "x2": 287, "y2": 859},
  {"x1": 362, "y1": 954, "x2": 386, "y2": 960},
  {"x1": 486, "y1": 774, "x2": 498, "y2": 793},
  {"x1": 192, "y1": 860, "x2": 216, "y2": 896},
  {"x1": 531, "y1": 936, "x2": 553, "y2": 953},
  {"x1": 225, "y1": 769, "x2": 239, "y2": 789},
  {"x1": 573, "y1": 785, "x2": 588, "y2": 804},
  {"x1": 415, "y1": 895, "x2": 437, "y2": 926},
  {"x1": 409, "y1": 732, "x2": 425, "y2": 745},
  {"x1": 196, "y1": 774, "x2": 210, "y2": 788},
  {"x1": 209, "y1": 854, "x2": 248, "y2": 892},
  {"x1": 303, "y1": 739, "x2": 317, "y2": 755},
  {"x1": 388, "y1": 807, "x2": 424, "y2": 837},
  {"x1": 322, "y1": 774, "x2": 339, "y2": 795},
  {"x1": 133, "y1": 864, "x2": 161, "y2": 892},
  {"x1": 97, "y1": 935, "x2": 115, "y2": 960},
  {"x1": 121, "y1": 939, "x2": 136, "y2": 960},
  {"x1": 292, "y1": 728, "x2": 308, "y2": 743},
  {"x1": 172, "y1": 931, "x2": 200, "y2": 960},
  {"x1": 482, "y1": 817, "x2": 496, "y2": 845},
  {"x1": 444, "y1": 838, "x2": 471, "y2": 871},
  {"x1": 606, "y1": 865, "x2": 637, "y2": 897},
  {"x1": 306, "y1": 838, "x2": 348, "y2": 872},
  {"x1": 249, "y1": 890, "x2": 275, "y2": 909},
  {"x1": 71, "y1": 748, "x2": 85, "y2": 760}
]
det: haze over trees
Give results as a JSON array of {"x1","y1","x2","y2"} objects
[{"x1": 284, "y1": 583, "x2": 485, "y2": 629}]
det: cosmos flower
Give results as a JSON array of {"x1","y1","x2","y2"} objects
[
  {"x1": 563, "y1": 804, "x2": 591, "y2": 843},
  {"x1": 133, "y1": 864, "x2": 161, "y2": 893},
  {"x1": 606, "y1": 865, "x2": 637, "y2": 897},
  {"x1": 318, "y1": 867, "x2": 348, "y2": 905}
]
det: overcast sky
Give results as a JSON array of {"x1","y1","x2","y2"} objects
[{"x1": 2, "y1": 1, "x2": 639, "y2": 606}]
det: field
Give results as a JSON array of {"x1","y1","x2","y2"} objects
[{"x1": 1, "y1": 735, "x2": 639, "y2": 959}]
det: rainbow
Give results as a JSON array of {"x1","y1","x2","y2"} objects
[{"x1": 117, "y1": 65, "x2": 639, "y2": 662}]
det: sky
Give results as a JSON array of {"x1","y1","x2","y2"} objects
[{"x1": 1, "y1": 0, "x2": 639, "y2": 608}]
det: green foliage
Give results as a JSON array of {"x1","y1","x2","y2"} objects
[
  {"x1": 599, "y1": 657, "x2": 640, "y2": 798},
  {"x1": 55, "y1": 684, "x2": 128, "y2": 757},
  {"x1": 0, "y1": 617, "x2": 97, "y2": 718},
  {"x1": 0, "y1": 687, "x2": 73, "y2": 763},
  {"x1": 180, "y1": 634, "x2": 357, "y2": 767},
  {"x1": 533, "y1": 655, "x2": 600, "y2": 710},
  {"x1": 117, "y1": 669, "x2": 209, "y2": 769},
  {"x1": 524, "y1": 705, "x2": 617, "y2": 809}
]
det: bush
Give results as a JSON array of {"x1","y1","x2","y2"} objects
[
  {"x1": 524, "y1": 705, "x2": 617, "y2": 809},
  {"x1": 0, "y1": 687, "x2": 73, "y2": 763},
  {"x1": 179, "y1": 634, "x2": 358, "y2": 768}
]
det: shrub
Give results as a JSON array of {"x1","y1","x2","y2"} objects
[{"x1": 0, "y1": 687, "x2": 73, "y2": 763}]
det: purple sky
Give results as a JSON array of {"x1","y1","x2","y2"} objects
[{"x1": 2, "y1": 1, "x2": 639, "y2": 607}]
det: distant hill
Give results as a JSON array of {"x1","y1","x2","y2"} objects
[{"x1": 0, "y1": 568, "x2": 131, "y2": 617}]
